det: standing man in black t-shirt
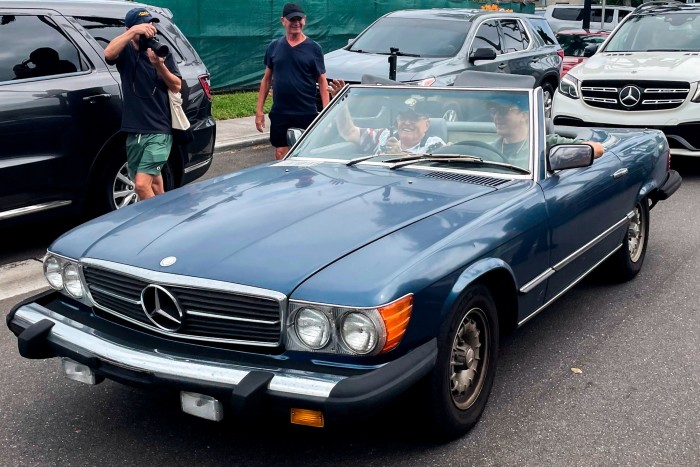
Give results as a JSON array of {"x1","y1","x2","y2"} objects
[
  {"x1": 255, "y1": 3, "x2": 329, "y2": 160},
  {"x1": 104, "y1": 8, "x2": 182, "y2": 200}
]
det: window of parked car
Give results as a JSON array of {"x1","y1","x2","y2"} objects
[
  {"x1": 528, "y1": 18, "x2": 558, "y2": 46},
  {"x1": 590, "y1": 9, "x2": 615, "y2": 24},
  {"x1": 348, "y1": 17, "x2": 471, "y2": 57},
  {"x1": 500, "y1": 19, "x2": 530, "y2": 52},
  {"x1": 74, "y1": 16, "x2": 184, "y2": 62},
  {"x1": 471, "y1": 20, "x2": 503, "y2": 54},
  {"x1": 556, "y1": 33, "x2": 607, "y2": 57},
  {"x1": 0, "y1": 14, "x2": 87, "y2": 83}
]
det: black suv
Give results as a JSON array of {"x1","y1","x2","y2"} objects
[
  {"x1": 0, "y1": 0, "x2": 215, "y2": 224},
  {"x1": 324, "y1": 8, "x2": 563, "y2": 118}
]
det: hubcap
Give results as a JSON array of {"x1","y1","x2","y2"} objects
[
  {"x1": 543, "y1": 90, "x2": 553, "y2": 118},
  {"x1": 443, "y1": 108, "x2": 458, "y2": 122},
  {"x1": 112, "y1": 162, "x2": 139, "y2": 209},
  {"x1": 450, "y1": 307, "x2": 489, "y2": 410},
  {"x1": 628, "y1": 205, "x2": 645, "y2": 262}
]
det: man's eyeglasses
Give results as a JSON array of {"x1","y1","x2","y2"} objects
[
  {"x1": 489, "y1": 106, "x2": 523, "y2": 117},
  {"x1": 397, "y1": 112, "x2": 428, "y2": 122},
  {"x1": 287, "y1": 16, "x2": 304, "y2": 22}
]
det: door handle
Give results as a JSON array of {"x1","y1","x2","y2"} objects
[
  {"x1": 498, "y1": 63, "x2": 507, "y2": 69},
  {"x1": 613, "y1": 168, "x2": 628, "y2": 179},
  {"x1": 83, "y1": 93, "x2": 111, "y2": 103}
]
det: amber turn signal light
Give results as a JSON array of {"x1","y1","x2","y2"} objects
[
  {"x1": 378, "y1": 294, "x2": 413, "y2": 354},
  {"x1": 290, "y1": 408, "x2": 324, "y2": 427}
]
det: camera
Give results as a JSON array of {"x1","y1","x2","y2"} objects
[{"x1": 139, "y1": 34, "x2": 169, "y2": 58}]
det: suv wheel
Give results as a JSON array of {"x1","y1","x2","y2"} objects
[{"x1": 542, "y1": 82, "x2": 554, "y2": 118}]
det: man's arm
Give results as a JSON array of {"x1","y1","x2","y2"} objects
[
  {"x1": 104, "y1": 23, "x2": 155, "y2": 62},
  {"x1": 255, "y1": 67, "x2": 272, "y2": 133},
  {"x1": 546, "y1": 134, "x2": 605, "y2": 159},
  {"x1": 318, "y1": 73, "x2": 329, "y2": 109},
  {"x1": 148, "y1": 50, "x2": 181, "y2": 93}
]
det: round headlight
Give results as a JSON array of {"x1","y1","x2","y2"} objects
[
  {"x1": 63, "y1": 264, "x2": 84, "y2": 298},
  {"x1": 44, "y1": 256, "x2": 63, "y2": 290},
  {"x1": 295, "y1": 308, "x2": 331, "y2": 349},
  {"x1": 341, "y1": 313, "x2": 378, "y2": 354}
]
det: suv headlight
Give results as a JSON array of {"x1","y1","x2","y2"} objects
[
  {"x1": 286, "y1": 295, "x2": 413, "y2": 356},
  {"x1": 43, "y1": 253, "x2": 89, "y2": 303},
  {"x1": 558, "y1": 76, "x2": 580, "y2": 99},
  {"x1": 691, "y1": 82, "x2": 700, "y2": 103}
]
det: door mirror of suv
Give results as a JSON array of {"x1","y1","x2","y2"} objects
[
  {"x1": 583, "y1": 43, "x2": 599, "y2": 57},
  {"x1": 468, "y1": 47, "x2": 497, "y2": 63}
]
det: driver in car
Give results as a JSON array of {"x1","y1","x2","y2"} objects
[
  {"x1": 490, "y1": 99, "x2": 605, "y2": 167},
  {"x1": 332, "y1": 81, "x2": 446, "y2": 155}
]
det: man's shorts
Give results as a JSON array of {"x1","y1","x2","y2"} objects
[
  {"x1": 126, "y1": 133, "x2": 172, "y2": 179},
  {"x1": 269, "y1": 112, "x2": 317, "y2": 148}
]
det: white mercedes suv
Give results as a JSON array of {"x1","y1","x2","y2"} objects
[{"x1": 552, "y1": 1, "x2": 700, "y2": 157}]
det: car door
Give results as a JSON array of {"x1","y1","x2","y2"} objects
[
  {"x1": 0, "y1": 10, "x2": 121, "y2": 219},
  {"x1": 468, "y1": 19, "x2": 509, "y2": 74},
  {"x1": 538, "y1": 150, "x2": 626, "y2": 301},
  {"x1": 497, "y1": 18, "x2": 539, "y2": 81}
]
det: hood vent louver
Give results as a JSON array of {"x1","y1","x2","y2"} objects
[{"x1": 424, "y1": 171, "x2": 510, "y2": 187}]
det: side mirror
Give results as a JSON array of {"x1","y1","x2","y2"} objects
[
  {"x1": 347, "y1": 38, "x2": 356, "y2": 46},
  {"x1": 468, "y1": 47, "x2": 497, "y2": 63},
  {"x1": 548, "y1": 144, "x2": 594, "y2": 171},
  {"x1": 287, "y1": 128, "x2": 303, "y2": 147},
  {"x1": 583, "y1": 43, "x2": 599, "y2": 57}
]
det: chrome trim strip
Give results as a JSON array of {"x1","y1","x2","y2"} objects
[
  {"x1": 90, "y1": 285, "x2": 140, "y2": 305},
  {"x1": 519, "y1": 268, "x2": 555, "y2": 294},
  {"x1": 187, "y1": 310, "x2": 279, "y2": 325},
  {"x1": 183, "y1": 157, "x2": 213, "y2": 174},
  {"x1": 0, "y1": 200, "x2": 72, "y2": 221},
  {"x1": 11, "y1": 305, "x2": 342, "y2": 398},
  {"x1": 552, "y1": 215, "x2": 629, "y2": 271},
  {"x1": 517, "y1": 244, "x2": 622, "y2": 327},
  {"x1": 80, "y1": 258, "x2": 287, "y2": 302}
]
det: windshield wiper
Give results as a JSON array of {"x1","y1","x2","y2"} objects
[
  {"x1": 350, "y1": 49, "x2": 368, "y2": 53},
  {"x1": 386, "y1": 153, "x2": 531, "y2": 174},
  {"x1": 346, "y1": 150, "x2": 415, "y2": 166},
  {"x1": 374, "y1": 50, "x2": 420, "y2": 57}
]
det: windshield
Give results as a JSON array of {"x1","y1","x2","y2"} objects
[
  {"x1": 349, "y1": 17, "x2": 471, "y2": 57},
  {"x1": 556, "y1": 33, "x2": 607, "y2": 56},
  {"x1": 605, "y1": 12, "x2": 700, "y2": 52},
  {"x1": 288, "y1": 87, "x2": 534, "y2": 174}
]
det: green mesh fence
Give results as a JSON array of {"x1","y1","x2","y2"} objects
[{"x1": 154, "y1": 0, "x2": 534, "y2": 91}]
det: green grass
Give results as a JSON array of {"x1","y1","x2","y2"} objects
[{"x1": 212, "y1": 91, "x2": 270, "y2": 120}]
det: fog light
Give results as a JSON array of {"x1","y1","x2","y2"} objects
[
  {"x1": 180, "y1": 391, "x2": 223, "y2": 421},
  {"x1": 60, "y1": 358, "x2": 98, "y2": 385},
  {"x1": 290, "y1": 408, "x2": 324, "y2": 427}
]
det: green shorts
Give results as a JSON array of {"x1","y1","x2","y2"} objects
[{"x1": 125, "y1": 133, "x2": 172, "y2": 179}]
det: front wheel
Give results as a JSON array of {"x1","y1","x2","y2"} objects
[
  {"x1": 428, "y1": 284, "x2": 499, "y2": 439},
  {"x1": 604, "y1": 198, "x2": 649, "y2": 282},
  {"x1": 541, "y1": 82, "x2": 555, "y2": 119}
]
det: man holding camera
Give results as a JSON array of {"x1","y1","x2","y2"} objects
[{"x1": 104, "y1": 7, "x2": 181, "y2": 201}]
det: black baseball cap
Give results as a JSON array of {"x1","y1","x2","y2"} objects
[
  {"x1": 282, "y1": 3, "x2": 306, "y2": 20},
  {"x1": 398, "y1": 98, "x2": 430, "y2": 119},
  {"x1": 125, "y1": 8, "x2": 159, "y2": 28}
]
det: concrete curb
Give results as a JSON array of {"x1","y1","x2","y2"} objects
[{"x1": 214, "y1": 134, "x2": 269, "y2": 153}]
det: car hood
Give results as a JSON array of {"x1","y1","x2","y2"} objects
[
  {"x1": 325, "y1": 48, "x2": 450, "y2": 82},
  {"x1": 52, "y1": 162, "x2": 496, "y2": 294},
  {"x1": 569, "y1": 52, "x2": 700, "y2": 80}
]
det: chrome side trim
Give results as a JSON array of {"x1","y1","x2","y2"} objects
[
  {"x1": 519, "y1": 268, "x2": 555, "y2": 294},
  {"x1": 552, "y1": 214, "x2": 629, "y2": 271},
  {"x1": 183, "y1": 157, "x2": 213, "y2": 174},
  {"x1": 517, "y1": 244, "x2": 622, "y2": 327},
  {"x1": 0, "y1": 200, "x2": 72, "y2": 221},
  {"x1": 11, "y1": 305, "x2": 343, "y2": 398}
]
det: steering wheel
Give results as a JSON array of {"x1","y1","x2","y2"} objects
[{"x1": 434, "y1": 139, "x2": 508, "y2": 163}]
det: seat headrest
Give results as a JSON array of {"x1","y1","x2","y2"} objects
[{"x1": 426, "y1": 118, "x2": 448, "y2": 142}]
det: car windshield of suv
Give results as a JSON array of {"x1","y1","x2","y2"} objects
[
  {"x1": 348, "y1": 17, "x2": 472, "y2": 57},
  {"x1": 605, "y1": 12, "x2": 700, "y2": 52},
  {"x1": 556, "y1": 33, "x2": 607, "y2": 56},
  {"x1": 288, "y1": 86, "x2": 533, "y2": 174}
]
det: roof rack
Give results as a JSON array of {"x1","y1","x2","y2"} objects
[{"x1": 633, "y1": 1, "x2": 694, "y2": 13}]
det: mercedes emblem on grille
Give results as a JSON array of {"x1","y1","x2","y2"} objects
[
  {"x1": 619, "y1": 85, "x2": 642, "y2": 108},
  {"x1": 140, "y1": 284, "x2": 184, "y2": 332},
  {"x1": 160, "y1": 256, "x2": 177, "y2": 267}
]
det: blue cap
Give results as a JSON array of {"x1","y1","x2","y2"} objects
[{"x1": 125, "y1": 8, "x2": 160, "y2": 28}]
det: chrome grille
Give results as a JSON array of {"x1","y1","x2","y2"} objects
[
  {"x1": 83, "y1": 266, "x2": 283, "y2": 346},
  {"x1": 580, "y1": 80, "x2": 689, "y2": 111}
]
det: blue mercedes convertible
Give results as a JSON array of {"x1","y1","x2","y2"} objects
[{"x1": 7, "y1": 73, "x2": 681, "y2": 439}]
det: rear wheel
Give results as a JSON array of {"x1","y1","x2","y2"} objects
[
  {"x1": 92, "y1": 148, "x2": 174, "y2": 215},
  {"x1": 604, "y1": 198, "x2": 649, "y2": 282},
  {"x1": 541, "y1": 82, "x2": 555, "y2": 118},
  {"x1": 428, "y1": 284, "x2": 499, "y2": 439}
]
